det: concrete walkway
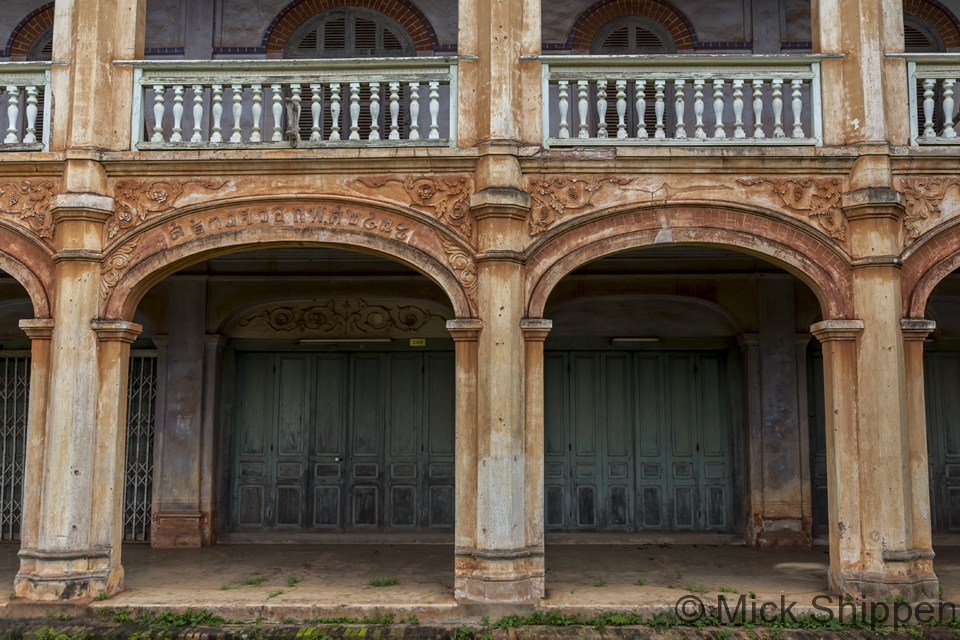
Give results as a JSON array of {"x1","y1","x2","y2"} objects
[{"x1": 0, "y1": 543, "x2": 958, "y2": 623}]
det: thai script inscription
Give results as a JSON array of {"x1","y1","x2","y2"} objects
[{"x1": 161, "y1": 204, "x2": 411, "y2": 244}]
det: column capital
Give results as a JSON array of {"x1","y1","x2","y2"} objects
[
  {"x1": 50, "y1": 193, "x2": 115, "y2": 224},
  {"x1": 204, "y1": 334, "x2": 228, "y2": 352},
  {"x1": 19, "y1": 319, "x2": 55, "y2": 341},
  {"x1": 842, "y1": 188, "x2": 905, "y2": 221},
  {"x1": 469, "y1": 188, "x2": 531, "y2": 221},
  {"x1": 901, "y1": 319, "x2": 937, "y2": 341},
  {"x1": 811, "y1": 319, "x2": 865, "y2": 342},
  {"x1": 446, "y1": 318, "x2": 483, "y2": 341},
  {"x1": 520, "y1": 318, "x2": 552, "y2": 341},
  {"x1": 737, "y1": 332, "x2": 761, "y2": 349},
  {"x1": 91, "y1": 320, "x2": 142, "y2": 343}
]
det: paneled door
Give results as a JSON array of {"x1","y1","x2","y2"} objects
[
  {"x1": 544, "y1": 350, "x2": 733, "y2": 532},
  {"x1": 232, "y1": 351, "x2": 454, "y2": 532}
]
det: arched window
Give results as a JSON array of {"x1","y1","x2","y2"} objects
[
  {"x1": 26, "y1": 27, "x2": 53, "y2": 62},
  {"x1": 284, "y1": 7, "x2": 415, "y2": 59},
  {"x1": 590, "y1": 16, "x2": 676, "y2": 54},
  {"x1": 904, "y1": 14, "x2": 946, "y2": 52}
]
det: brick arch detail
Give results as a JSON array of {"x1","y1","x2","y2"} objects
[
  {"x1": 102, "y1": 197, "x2": 473, "y2": 321},
  {"x1": 262, "y1": 0, "x2": 440, "y2": 54},
  {"x1": 5, "y1": 3, "x2": 54, "y2": 58},
  {"x1": 901, "y1": 222, "x2": 960, "y2": 318},
  {"x1": 524, "y1": 206, "x2": 853, "y2": 320},
  {"x1": 0, "y1": 222, "x2": 54, "y2": 319},
  {"x1": 904, "y1": 0, "x2": 960, "y2": 49},
  {"x1": 567, "y1": 0, "x2": 697, "y2": 52}
]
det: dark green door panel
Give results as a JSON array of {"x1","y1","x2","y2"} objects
[
  {"x1": 545, "y1": 350, "x2": 734, "y2": 533},
  {"x1": 231, "y1": 351, "x2": 454, "y2": 533}
]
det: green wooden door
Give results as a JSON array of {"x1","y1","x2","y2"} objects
[
  {"x1": 544, "y1": 350, "x2": 733, "y2": 532},
  {"x1": 232, "y1": 351, "x2": 454, "y2": 532}
]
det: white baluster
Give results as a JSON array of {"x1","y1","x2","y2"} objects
[
  {"x1": 349, "y1": 82, "x2": 361, "y2": 140},
  {"x1": 772, "y1": 77, "x2": 784, "y2": 138},
  {"x1": 791, "y1": 78, "x2": 804, "y2": 138},
  {"x1": 271, "y1": 84, "x2": 284, "y2": 142},
  {"x1": 943, "y1": 78, "x2": 957, "y2": 139},
  {"x1": 250, "y1": 84, "x2": 263, "y2": 143},
  {"x1": 712, "y1": 79, "x2": 725, "y2": 139},
  {"x1": 558, "y1": 80, "x2": 570, "y2": 139},
  {"x1": 150, "y1": 84, "x2": 165, "y2": 143},
  {"x1": 368, "y1": 82, "x2": 380, "y2": 141},
  {"x1": 211, "y1": 84, "x2": 223, "y2": 143},
  {"x1": 4, "y1": 85, "x2": 20, "y2": 144},
  {"x1": 693, "y1": 79, "x2": 705, "y2": 140},
  {"x1": 923, "y1": 78, "x2": 937, "y2": 139},
  {"x1": 752, "y1": 79, "x2": 765, "y2": 139},
  {"x1": 636, "y1": 80, "x2": 647, "y2": 139},
  {"x1": 578, "y1": 79, "x2": 589, "y2": 139},
  {"x1": 330, "y1": 83, "x2": 342, "y2": 141},
  {"x1": 231, "y1": 84, "x2": 243, "y2": 143},
  {"x1": 389, "y1": 81, "x2": 400, "y2": 140},
  {"x1": 310, "y1": 84, "x2": 322, "y2": 141},
  {"x1": 674, "y1": 79, "x2": 686, "y2": 139},
  {"x1": 615, "y1": 80, "x2": 627, "y2": 140},
  {"x1": 289, "y1": 83, "x2": 302, "y2": 141},
  {"x1": 654, "y1": 80, "x2": 665, "y2": 139},
  {"x1": 171, "y1": 85, "x2": 184, "y2": 143},
  {"x1": 428, "y1": 81, "x2": 440, "y2": 140},
  {"x1": 596, "y1": 79, "x2": 608, "y2": 139},
  {"x1": 732, "y1": 79, "x2": 745, "y2": 139},
  {"x1": 192, "y1": 85, "x2": 204, "y2": 143},
  {"x1": 23, "y1": 85, "x2": 38, "y2": 144},
  {"x1": 408, "y1": 82, "x2": 419, "y2": 140}
]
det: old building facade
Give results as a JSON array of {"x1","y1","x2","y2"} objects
[{"x1": 0, "y1": 0, "x2": 957, "y2": 605}]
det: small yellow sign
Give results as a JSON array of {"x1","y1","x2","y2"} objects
[{"x1": 409, "y1": 339, "x2": 427, "y2": 347}]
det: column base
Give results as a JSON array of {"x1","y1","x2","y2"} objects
[
  {"x1": 151, "y1": 510, "x2": 204, "y2": 548},
  {"x1": 455, "y1": 548, "x2": 544, "y2": 603},
  {"x1": 747, "y1": 515, "x2": 813, "y2": 550},
  {"x1": 829, "y1": 557, "x2": 938, "y2": 601},
  {"x1": 15, "y1": 549, "x2": 123, "y2": 600}
]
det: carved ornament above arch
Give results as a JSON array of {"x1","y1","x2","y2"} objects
[{"x1": 99, "y1": 195, "x2": 478, "y2": 321}]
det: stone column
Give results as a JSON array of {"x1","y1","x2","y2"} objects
[
  {"x1": 737, "y1": 333, "x2": 764, "y2": 547},
  {"x1": 15, "y1": 195, "x2": 142, "y2": 600},
  {"x1": 841, "y1": 189, "x2": 936, "y2": 599},
  {"x1": 199, "y1": 335, "x2": 227, "y2": 546},
  {"x1": 813, "y1": 0, "x2": 909, "y2": 147},
  {"x1": 448, "y1": 319, "x2": 482, "y2": 592},
  {"x1": 151, "y1": 278, "x2": 207, "y2": 547},
  {"x1": 901, "y1": 319, "x2": 937, "y2": 560},
  {"x1": 520, "y1": 319, "x2": 551, "y2": 561},
  {"x1": 18, "y1": 319, "x2": 55, "y2": 555},
  {"x1": 796, "y1": 334, "x2": 814, "y2": 540}
]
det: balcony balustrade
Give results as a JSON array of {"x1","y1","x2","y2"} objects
[
  {"x1": 0, "y1": 63, "x2": 50, "y2": 152},
  {"x1": 902, "y1": 54, "x2": 960, "y2": 145},
  {"x1": 121, "y1": 58, "x2": 458, "y2": 150},
  {"x1": 533, "y1": 54, "x2": 829, "y2": 148}
]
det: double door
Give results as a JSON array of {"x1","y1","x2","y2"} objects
[
  {"x1": 232, "y1": 351, "x2": 455, "y2": 532},
  {"x1": 544, "y1": 350, "x2": 733, "y2": 532}
]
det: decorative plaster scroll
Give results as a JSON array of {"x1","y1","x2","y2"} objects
[
  {"x1": 109, "y1": 179, "x2": 227, "y2": 240},
  {"x1": 440, "y1": 237, "x2": 478, "y2": 306},
  {"x1": 528, "y1": 176, "x2": 632, "y2": 236},
  {"x1": 100, "y1": 234, "x2": 142, "y2": 303},
  {"x1": 900, "y1": 177, "x2": 960, "y2": 247},
  {"x1": 238, "y1": 299, "x2": 439, "y2": 335},
  {"x1": 357, "y1": 176, "x2": 475, "y2": 240},
  {"x1": 0, "y1": 180, "x2": 56, "y2": 239},
  {"x1": 737, "y1": 177, "x2": 846, "y2": 241}
]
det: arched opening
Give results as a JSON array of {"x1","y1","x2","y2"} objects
[
  {"x1": 127, "y1": 245, "x2": 458, "y2": 551},
  {"x1": 541, "y1": 245, "x2": 822, "y2": 546},
  {"x1": 284, "y1": 7, "x2": 416, "y2": 58}
]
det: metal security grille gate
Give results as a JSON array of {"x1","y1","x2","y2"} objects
[
  {"x1": 0, "y1": 354, "x2": 157, "y2": 543},
  {"x1": 544, "y1": 350, "x2": 734, "y2": 532},
  {"x1": 232, "y1": 351, "x2": 455, "y2": 532},
  {"x1": 0, "y1": 355, "x2": 29, "y2": 541},
  {"x1": 124, "y1": 354, "x2": 157, "y2": 541}
]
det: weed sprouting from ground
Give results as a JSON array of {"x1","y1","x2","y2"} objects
[{"x1": 368, "y1": 576, "x2": 400, "y2": 587}]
